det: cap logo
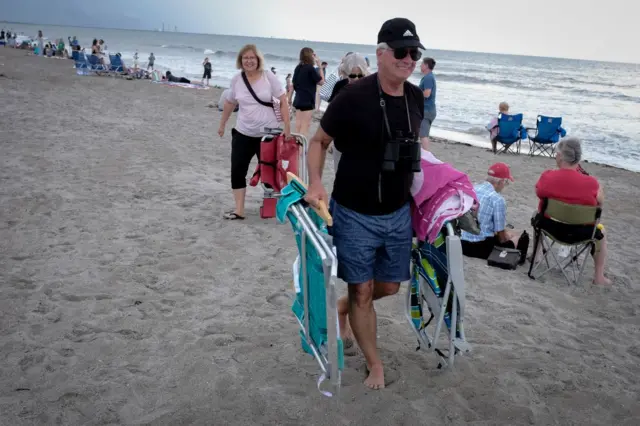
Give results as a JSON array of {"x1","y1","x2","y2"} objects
[{"x1": 403, "y1": 30, "x2": 413, "y2": 37}]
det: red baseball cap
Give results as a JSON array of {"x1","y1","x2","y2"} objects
[{"x1": 488, "y1": 162, "x2": 514, "y2": 182}]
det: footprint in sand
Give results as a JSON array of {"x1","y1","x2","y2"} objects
[
  {"x1": 266, "y1": 292, "x2": 291, "y2": 307},
  {"x1": 10, "y1": 277, "x2": 37, "y2": 290}
]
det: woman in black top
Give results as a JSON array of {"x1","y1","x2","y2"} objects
[
  {"x1": 202, "y1": 57, "x2": 212, "y2": 86},
  {"x1": 292, "y1": 47, "x2": 324, "y2": 136}
]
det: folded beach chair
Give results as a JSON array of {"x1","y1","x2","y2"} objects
[
  {"x1": 276, "y1": 173, "x2": 343, "y2": 398},
  {"x1": 527, "y1": 115, "x2": 567, "y2": 157},
  {"x1": 489, "y1": 113, "x2": 528, "y2": 155},
  {"x1": 249, "y1": 129, "x2": 307, "y2": 219},
  {"x1": 528, "y1": 198, "x2": 602, "y2": 286},
  {"x1": 407, "y1": 221, "x2": 471, "y2": 369}
]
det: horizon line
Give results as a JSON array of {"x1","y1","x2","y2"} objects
[{"x1": 2, "y1": 20, "x2": 639, "y2": 66}]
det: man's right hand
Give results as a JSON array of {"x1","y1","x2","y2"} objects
[{"x1": 304, "y1": 181, "x2": 328, "y2": 209}]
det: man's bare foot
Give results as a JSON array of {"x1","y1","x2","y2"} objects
[
  {"x1": 594, "y1": 276, "x2": 612, "y2": 286},
  {"x1": 364, "y1": 364, "x2": 385, "y2": 390}
]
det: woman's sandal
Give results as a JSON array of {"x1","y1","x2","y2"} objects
[{"x1": 223, "y1": 212, "x2": 245, "y2": 220}]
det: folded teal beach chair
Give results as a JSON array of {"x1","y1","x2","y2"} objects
[
  {"x1": 276, "y1": 174, "x2": 343, "y2": 398},
  {"x1": 527, "y1": 115, "x2": 567, "y2": 157},
  {"x1": 489, "y1": 113, "x2": 528, "y2": 155},
  {"x1": 406, "y1": 221, "x2": 471, "y2": 369}
]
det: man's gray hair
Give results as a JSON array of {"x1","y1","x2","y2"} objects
[
  {"x1": 487, "y1": 176, "x2": 509, "y2": 186},
  {"x1": 376, "y1": 42, "x2": 389, "y2": 51},
  {"x1": 340, "y1": 52, "x2": 370, "y2": 77},
  {"x1": 557, "y1": 137, "x2": 582, "y2": 165}
]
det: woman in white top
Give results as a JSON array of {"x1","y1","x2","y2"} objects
[{"x1": 218, "y1": 44, "x2": 291, "y2": 220}]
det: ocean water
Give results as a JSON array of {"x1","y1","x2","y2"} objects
[{"x1": 3, "y1": 22, "x2": 639, "y2": 172}]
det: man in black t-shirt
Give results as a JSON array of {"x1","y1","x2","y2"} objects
[{"x1": 305, "y1": 17, "x2": 425, "y2": 390}]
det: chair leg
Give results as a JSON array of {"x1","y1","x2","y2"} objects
[{"x1": 528, "y1": 230, "x2": 541, "y2": 278}]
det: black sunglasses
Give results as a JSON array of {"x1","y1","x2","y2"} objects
[
  {"x1": 391, "y1": 47, "x2": 422, "y2": 61},
  {"x1": 348, "y1": 73, "x2": 364, "y2": 79}
]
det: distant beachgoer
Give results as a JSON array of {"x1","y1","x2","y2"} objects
[
  {"x1": 217, "y1": 44, "x2": 291, "y2": 220},
  {"x1": 419, "y1": 57, "x2": 437, "y2": 139},
  {"x1": 165, "y1": 71, "x2": 191, "y2": 83},
  {"x1": 270, "y1": 67, "x2": 276, "y2": 75},
  {"x1": 326, "y1": 53, "x2": 370, "y2": 173},
  {"x1": 292, "y1": 47, "x2": 324, "y2": 136},
  {"x1": 285, "y1": 73, "x2": 293, "y2": 105},
  {"x1": 202, "y1": 57, "x2": 212, "y2": 86},
  {"x1": 1, "y1": 30, "x2": 5, "y2": 44},
  {"x1": 133, "y1": 51, "x2": 139, "y2": 70},
  {"x1": 487, "y1": 101, "x2": 510, "y2": 153},
  {"x1": 37, "y1": 30, "x2": 44, "y2": 56},
  {"x1": 148, "y1": 53, "x2": 155, "y2": 70}
]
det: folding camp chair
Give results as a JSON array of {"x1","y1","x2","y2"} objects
[
  {"x1": 276, "y1": 173, "x2": 343, "y2": 398},
  {"x1": 250, "y1": 129, "x2": 307, "y2": 219},
  {"x1": 406, "y1": 221, "x2": 471, "y2": 369},
  {"x1": 527, "y1": 115, "x2": 567, "y2": 157},
  {"x1": 108, "y1": 54, "x2": 124, "y2": 74},
  {"x1": 86, "y1": 54, "x2": 108, "y2": 74},
  {"x1": 488, "y1": 113, "x2": 528, "y2": 155},
  {"x1": 528, "y1": 198, "x2": 602, "y2": 286}
]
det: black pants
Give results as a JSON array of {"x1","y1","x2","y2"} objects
[
  {"x1": 461, "y1": 236, "x2": 515, "y2": 260},
  {"x1": 230, "y1": 128, "x2": 261, "y2": 190}
]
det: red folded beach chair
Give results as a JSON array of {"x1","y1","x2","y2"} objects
[{"x1": 249, "y1": 129, "x2": 307, "y2": 219}]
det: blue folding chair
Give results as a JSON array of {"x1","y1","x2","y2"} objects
[
  {"x1": 527, "y1": 115, "x2": 567, "y2": 157},
  {"x1": 86, "y1": 54, "x2": 108, "y2": 73},
  {"x1": 109, "y1": 54, "x2": 124, "y2": 74},
  {"x1": 276, "y1": 173, "x2": 343, "y2": 398},
  {"x1": 489, "y1": 113, "x2": 528, "y2": 154}
]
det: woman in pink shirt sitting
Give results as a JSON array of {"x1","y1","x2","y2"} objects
[{"x1": 218, "y1": 44, "x2": 291, "y2": 220}]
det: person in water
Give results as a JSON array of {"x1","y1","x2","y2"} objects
[
  {"x1": 148, "y1": 53, "x2": 155, "y2": 71},
  {"x1": 202, "y1": 57, "x2": 212, "y2": 86}
]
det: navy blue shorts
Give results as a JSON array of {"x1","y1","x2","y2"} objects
[{"x1": 329, "y1": 200, "x2": 413, "y2": 284}]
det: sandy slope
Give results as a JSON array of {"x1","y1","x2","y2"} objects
[{"x1": 1, "y1": 48, "x2": 639, "y2": 425}]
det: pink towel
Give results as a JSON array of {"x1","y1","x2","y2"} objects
[{"x1": 411, "y1": 150, "x2": 478, "y2": 243}]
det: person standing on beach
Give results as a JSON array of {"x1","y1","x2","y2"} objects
[
  {"x1": 202, "y1": 57, "x2": 212, "y2": 86},
  {"x1": 292, "y1": 48, "x2": 324, "y2": 136},
  {"x1": 419, "y1": 57, "x2": 437, "y2": 140},
  {"x1": 218, "y1": 44, "x2": 291, "y2": 220},
  {"x1": 148, "y1": 53, "x2": 155, "y2": 71},
  {"x1": 305, "y1": 17, "x2": 425, "y2": 390},
  {"x1": 37, "y1": 30, "x2": 44, "y2": 56},
  {"x1": 133, "y1": 50, "x2": 139, "y2": 70}
]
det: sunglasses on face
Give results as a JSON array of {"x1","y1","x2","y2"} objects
[
  {"x1": 390, "y1": 47, "x2": 422, "y2": 61},
  {"x1": 348, "y1": 73, "x2": 364, "y2": 79}
]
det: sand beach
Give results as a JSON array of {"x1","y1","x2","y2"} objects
[{"x1": 1, "y1": 47, "x2": 639, "y2": 425}]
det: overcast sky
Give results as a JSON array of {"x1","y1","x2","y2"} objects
[{"x1": 2, "y1": 0, "x2": 639, "y2": 63}]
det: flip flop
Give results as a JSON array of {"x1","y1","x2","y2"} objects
[{"x1": 223, "y1": 212, "x2": 245, "y2": 220}]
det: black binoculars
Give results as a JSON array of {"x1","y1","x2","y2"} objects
[{"x1": 382, "y1": 132, "x2": 421, "y2": 173}]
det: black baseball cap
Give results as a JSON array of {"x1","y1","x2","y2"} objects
[{"x1": 377, "y1": 18, "x2": 425, "y2": 50}]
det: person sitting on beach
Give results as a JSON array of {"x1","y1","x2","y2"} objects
[
  {"x1": 534, "y1": 137, "x2": 611, "y2": 285},
  {"x1": 148, "y1": 53, "x2": 155, "y2": 71},
  {"x1": 202, "y1": 57, "x2": 212, "y2": 86},
  {"x1": 461, "y1": 162, "x2": 528, "y2": 262},
  {"x1": 165, "y1": 71, "x2": 191, "y2": 84},
  {"x1": 487, "y1": 101, "x2": 510, "y2": 154},
  {"x1": 218, "y1": 44, "x2": 291, "y2": 220},
  {"x1": 305, "y1": 17, "x2": 426, "y2": 390},
  {"x1": 292, "y1": 47, "x2": 325, "y2": 136}
]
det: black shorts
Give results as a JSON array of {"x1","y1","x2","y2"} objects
[
  {"x1": 295, "y1": 104, "x2": 314, "y2": 112},
  {"x1": 461, "y1": 235, "x2": 515, "y2": 260},
  {"x1": 536, "y1": 217, "x2": 603, "y2": 243},
  {"x1": 203, "y1": 70, "x2": 211, "y2": 79}
]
